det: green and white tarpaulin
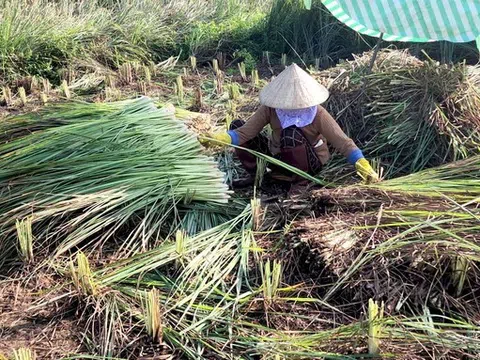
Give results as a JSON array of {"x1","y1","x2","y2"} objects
[{"x1": 321, "y1": 0, "x2": 480, "y2": 48}]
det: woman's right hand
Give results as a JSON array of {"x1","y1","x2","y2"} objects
[{"x1": 198, "y1": 132, "x2": 232, "y2": 147}]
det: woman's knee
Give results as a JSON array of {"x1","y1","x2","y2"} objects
[{"x1": 229, "y1": 119, "x2": 245, "y2": 131}]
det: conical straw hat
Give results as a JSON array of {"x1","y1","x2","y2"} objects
[{"x1": 259, "y1": 63, "x2": 329, "y2": 109}]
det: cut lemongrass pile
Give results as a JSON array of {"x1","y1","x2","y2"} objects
[{"x1": 0, "y1": 97, "x2": 230, "y2": 264}]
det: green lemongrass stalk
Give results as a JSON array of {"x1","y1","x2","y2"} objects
[
  {"x1": 227, "y1": 143, "x2": 328, "y2": 186},
  {"x1": 12, "y1": 348, "x2": 35, "y2": 360},
  {"x1": 71, "y1": 252, "x2": 97, "y2": 296},
  {"x1": 16, "y1": 218, "x2": 33, "y2": 263},
  {"x1": 142, "y1": 288, "x2": 163, "y2": 343},
  {"x1": 97, "y1": 206, "x2": 251, "y2": 285},
  {"x1": 368, "y1": 299, "x2": 384, "y2": 355},
  {"x1": 352, "y1": 155, "x2": 480, "y2": 201},
  {"x1": 281, "y1": 53, "x2": 287, "y2": 68}
]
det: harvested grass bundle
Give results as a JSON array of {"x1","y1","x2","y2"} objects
[
  {"x1": 0, "y1": 97, "x2": 230, "y2": 265},
  {"x1": 317, "y1": 49, "x2": 480, "y2": 178}
]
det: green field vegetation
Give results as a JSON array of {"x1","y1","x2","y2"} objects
[
  {"x1": 1, "y1": 0, "x2": 478, "y2": 85},
  {"x1": 1, "y1": 1, "x2": 480, "y2": 360}
]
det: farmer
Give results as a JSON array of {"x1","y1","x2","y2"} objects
[{"x1": 200, "y1": 63, "x2": 378, "y2": 186}]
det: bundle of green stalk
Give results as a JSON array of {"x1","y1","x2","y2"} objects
[
  {"x1": 316, "y1": 49, "x2": 480, "y2": 180},
  {"x1": 0, "y1": 100, "x2": 136, "y2": 143},
  {"x1": 0, "y1": 97, "x2": 232, "y2": 266},
  {"x1": 312, "y1": 155, "x2": 480, "y2": 213},
  {"x1": 60, "y1": 206, "x2": 480, "y2": 359}
]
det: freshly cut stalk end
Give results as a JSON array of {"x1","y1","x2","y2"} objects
[
  {"x1": 238, "y1": 62, "x2": 247, "y2": 82},
  {"x1": 176, "y1": 75, "x2": 184, "y2": 104},
  {"x1": 227, "y1": 83, "x2": 241, "y2": 100},
  {"x1": 215, "y1": 70, "x2": 224, "y2": 95},
  {"x1": 40, "y1": 92, "x2": 48, "y2": 104},
  {"x1": 12, "y1": 347, "x2": 35, "y2": 360},
  {"x1": 251, "y1": 197, "x2": 262, "y2": 231},
  {"x1": 175, "y1": 230, "x2": 187, "y2": 259},
  {"x1": 194, "y1": 87, "x2": 203, "y2": 109},
  {"x1": 2, "y1": 86, "x2": 12, "y2": 105},
  {"x1": 143, "y1": 65, "x2": 151, "y2": 84},
  {"x1": 212, "y1": 59, "x2": 219, "y2": 75},
  {"x1": 42, "y1": 78, "x2": 51, "y2": 94},
  {"x1": 142, "y1": 288, "x2": 163, "y2": 343},
  {"x1": 16, "y1": 218, "x2": 34, "y2": 263},
  {"x1": 71, "y1": 252, "x2": 97, "y2": 296},
  {"x1": 260, "y1": 259, "x2": 283, "y2": 307},
  {"x1": 251, "y1": 69, "x2": 259, "y2": 87},
  {"x1": 137, "y1": 81, "x2": 147, "y2": 95},
  {"x1": 368, "y1": 298, "x2": 384, "y2": 355},
  {"x1": 255, "y1": 157, "x2": 267, "y2": 189},
  {"x1": 60, "y1": 80, "x2": 71, "y2": 99},
  {"x1": 190, "y1": 55, "x2": 197, "y2": 71},
  {"x1": 452, "y1": 255, "x2": 469, "y2": 297},
  {"x1": 18, "y1": 87, "x2": 27, "y2": 106}
]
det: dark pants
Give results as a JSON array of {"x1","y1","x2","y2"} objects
[{"x1": 230, "y1": 120, "x2": 322, "y2": 182}]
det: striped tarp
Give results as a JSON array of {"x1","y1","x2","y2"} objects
[{"x1": 321, "y1": 0, "x2": 480, "y2": 46}]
